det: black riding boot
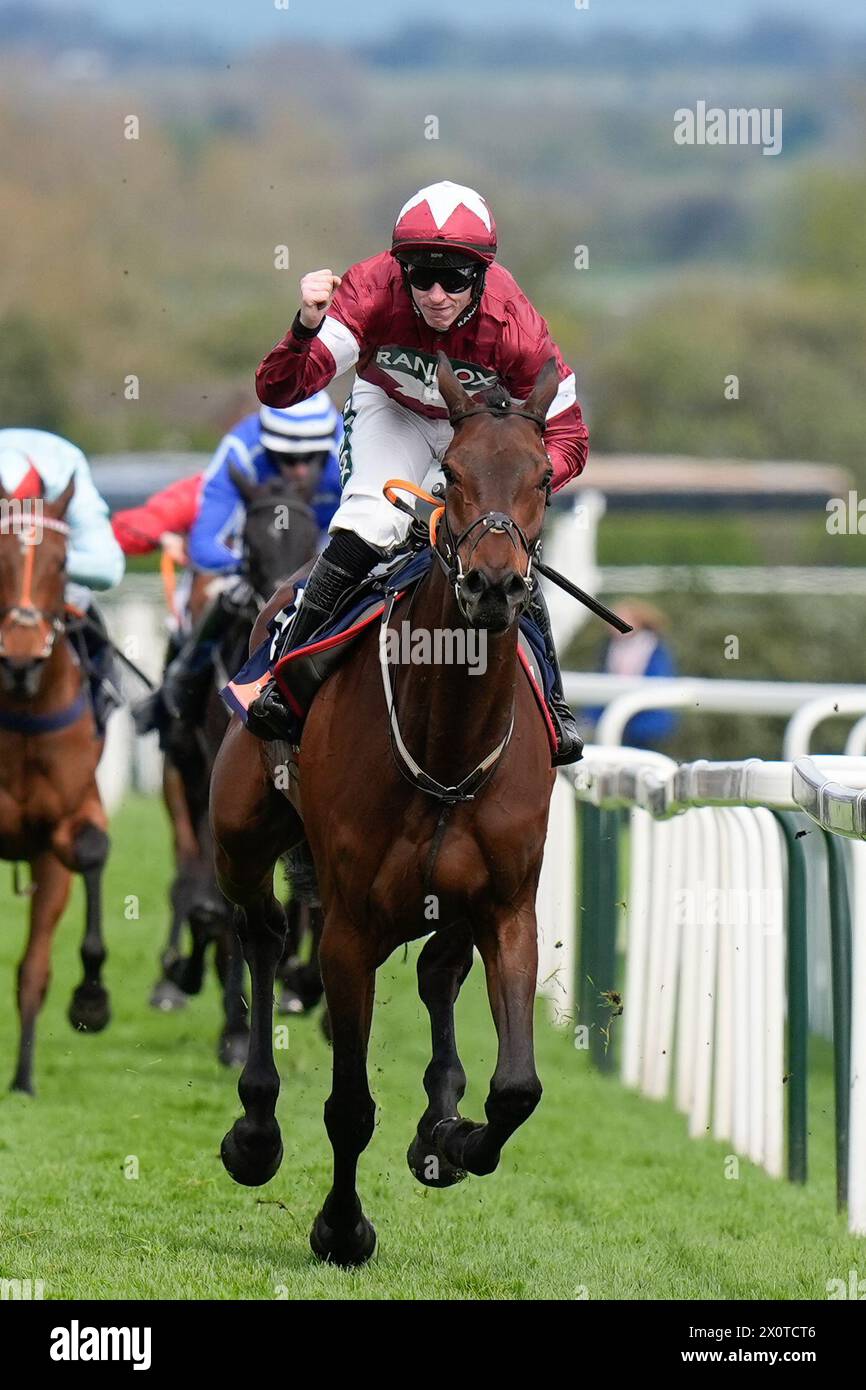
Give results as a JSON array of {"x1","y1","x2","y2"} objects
[
  {"x1": 77, "y1": 604, "x2": 123, "y2": 737},
  {"x1": 133, "y1": 594, "x2": 233, "y2": 736},
  {"x1": 528, "y1": 583, "x2": 584, "y2": 767},
  {"x1": 245, "y1": 531, "x2": 380, "y2": 741}
]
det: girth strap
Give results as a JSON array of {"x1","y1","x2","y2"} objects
[{"x1": 0, "y1": 689, "x2": 88, "y2": 735}]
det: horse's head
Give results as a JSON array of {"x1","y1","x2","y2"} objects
[
  {"x1": 230, "y1": 467, "x2": 321, "y2": 601},
  {"x1": 435, "y1": 350, "x2": 559, "y2": 633},
  {"x1": 0, "y1": 477, "x2": 74, "y2": 700}
]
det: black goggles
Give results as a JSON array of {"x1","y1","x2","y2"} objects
[
  {"x1": 404, "y1": 263, "x2": 480, "y2": 294},
  {"x1": 275, "y1": 450, "x2": 327, "y2": 468}
]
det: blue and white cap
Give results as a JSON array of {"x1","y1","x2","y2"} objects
[{"x1": 259, "y1": 392, "x2": 339, "y2": 455}]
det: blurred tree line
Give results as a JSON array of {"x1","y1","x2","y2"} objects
[
  {"x1": 0, "y1": 22, "x2": 863, "y2": 473},
  {"x1": 1, "y1": 15, "x2": 863, "y2": 760}
]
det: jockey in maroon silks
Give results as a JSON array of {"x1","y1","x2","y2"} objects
[{"x1": 248, "y1": 179, "x2": 588, "y2": 763}]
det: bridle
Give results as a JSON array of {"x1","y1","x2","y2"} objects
[
  {"x1": 378, "y1": 400, "x2": 551, "y2": 807},
  {"x1": 431, "y1": 403, "x2": 551, "y2": 621},
  {"x1": 241, "y1": 489, "x2": 318, "y2": 607},
  {"x1": 0, "y1": 516, "x2": 70, "y2": 662}
]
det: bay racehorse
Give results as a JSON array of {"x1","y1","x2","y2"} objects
[
  {"x1": 0, "y1": 480, "x2": 111, "y2": 1094},
  {"x1": 152, "y1": 473, "x2": 324, "y2": 1062},
  {"x1": 210, "y1": 353, "x2": 559, "y2": 1265}
]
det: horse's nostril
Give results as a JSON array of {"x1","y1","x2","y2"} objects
[
  {"x1": 504, "y1": 573, "x2": 527, "y2": 600},
  {"x1": 461, "y1": 570, "x2": 486, "y2": 596}
]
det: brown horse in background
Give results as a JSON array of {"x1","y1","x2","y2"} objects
[
  {"x1": 210, "y1": 354, "x2": 559, "y2": 1265},
  {"x1": 150, "y1": 475, "x2": 325, "y2": 1062},
  {"x1": 0, "y1": 481, "x2": 111, "y2": 1094}
]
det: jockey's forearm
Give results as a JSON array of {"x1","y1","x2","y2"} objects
[
  {"x1": 256, "y1": 310, "x2": 360, "y2": 408},
  {"x1": 546, "y1": 404, "x2": 590, "y2": 491},
  {"x1": 256, "y1": 318, "x2": 336, "y2": 408},
  {"x1": 67, "y1": 538, "x2": 125, "y2": 590}
]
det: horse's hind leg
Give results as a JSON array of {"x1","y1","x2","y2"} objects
[
  {"x1": 310, "y1": 916, "x2": 377, "y2": 1267},
  {"x1": 151, "y1": 758, "x2": 198, "y2": 1009},
  {"x1": 407, "y1": 922, "x2": 474, "y2": 1188},
  {"x1": 11, "y1": 852, "x2": 71, "y2": 1094},
  {"x1": 61, "y1": 809, "x2": 111, "y2": 1034},
  {"x1": 435, "y1": 904, "x2": 543, "y2": 1179}
]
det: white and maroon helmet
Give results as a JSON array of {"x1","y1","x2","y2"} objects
[{"x1": 391, "y1": 180, "x2": 497, "y2": 267}]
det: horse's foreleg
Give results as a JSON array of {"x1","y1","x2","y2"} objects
[
  {"x1": 215, "y1": 922, "x2": 249, "y2": 1068},
  {"x1": 212, "y1": 722, "x2": 297, "y2": 1186},
  {"x1": 407, "y1": 921, "x2": 474, "y2": 1187},
  {"x1": 310, "y1": 917, "x2": 377, "y2": 1267},
  {"x1": 11, "y1": 852, "x2": 71, "y2": 1094},
  {"x1": 219, "y1": 892, "x2": 285, "y2": 1185},
  {"x1": 57, "y1": 805, "x2": 111, "y2": 1034},
  {"x1": 435, "y1": 904, "x2": 542, "y2": 1178}
]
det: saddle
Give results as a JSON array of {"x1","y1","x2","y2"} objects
[
  {"x1": 221, "y1": 539, "x2": 558, "y2": 758},
  {"x1": 221, "y1": 547, "x2": 427, "y2": 734}
]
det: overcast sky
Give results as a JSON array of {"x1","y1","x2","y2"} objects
[{"x1": 39, "y1": 0, "x2": 866, "y2": 45}]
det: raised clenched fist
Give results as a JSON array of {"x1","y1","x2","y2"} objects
[{"x1": 299, "y1": 270, "x2": 343, "y2": 329}]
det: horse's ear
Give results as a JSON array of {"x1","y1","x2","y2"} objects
[
  {"x1": 436, "y1": 350, "x2": 475, "y2": 420},
  {"x1": 522, "y1": 357, "x2": 560, "y2": 422},
  {"x1": 229, "y1": 462, "x2": 258, "y2": 504},
  {"x1": 44, "y1": 476, "x2": 75, "y2": 519}
]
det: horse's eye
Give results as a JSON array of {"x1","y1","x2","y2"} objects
[
  {"x1": 539, "y1": 471, "x2": 553, "y2": 491},
  {"x1": 441, "y1": 465, "x2": 456, "y2": 485}
]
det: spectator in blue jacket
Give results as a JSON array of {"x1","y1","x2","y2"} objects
[{"x1": 584, "y1": 600, "x2": 678, "y2": 749}]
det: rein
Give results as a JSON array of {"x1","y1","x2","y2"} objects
[
  {"x1": 380, "y1": 478, "x2": 519, "y2": 806},
  {"x1": 378, "y1": 586, "x2": 514, "y2": 806}
]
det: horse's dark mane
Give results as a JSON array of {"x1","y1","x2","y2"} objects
[
  {"x1": 256, "y1": 475, "x2": 302, "y2": 500},
  {"x1": 476, "y1": 383, "x2": 513, "y2": 412}
]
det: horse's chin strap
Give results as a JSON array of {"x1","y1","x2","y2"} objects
[{"x1": 377, "y1": 589, "x2": 514, "y2": 805}]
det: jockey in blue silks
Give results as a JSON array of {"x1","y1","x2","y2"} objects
[
  {"x1": 135, "y1": 393, "x2": 342, "y2": 733},
  {"x1": 0, "y1": 428, "x2": 126, "y2": 732}
]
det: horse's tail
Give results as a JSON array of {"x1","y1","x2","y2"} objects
[{"x1": 282, "y1": 840, "x2": 320, "y2": 906}]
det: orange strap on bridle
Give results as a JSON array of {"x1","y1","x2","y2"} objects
[
  {"x1": 383, "y1": 478, "x2": 445, "y2": 548},
  {"x1": 160, "y1": 550, "x2": 179, "y2": 621}
]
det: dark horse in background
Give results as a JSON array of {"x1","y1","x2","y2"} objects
[
  {"x1": 0, "y1": 480, "x2": 111, "y2": 1094},
  {"x1": 210, "y1": 354, "x2": 559, "y2": 1265},
  {"x1": 150, "y1": 473, "x2": 325, "y2": 1065}
]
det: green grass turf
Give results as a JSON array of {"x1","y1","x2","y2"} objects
[{"x1": 0, "y1": 796, "x2": 861, "y2": 1300}]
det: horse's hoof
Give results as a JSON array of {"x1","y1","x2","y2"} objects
[
  {"x1": 176, "y1": 958, "x2": 206, "y2": 996},
  {"x1": 220, "y1": 1119, "x2": 283, "y2": 1187},
  {"x1": 218, "y1": 1030, "x2": 249, "y2": 1068},
  {"x1": 436, "y1": 1117, "x2": 498, "y2": 1176},
  {"x1": 68, "y1": 984, "x2": 111, "y2": 1033},
  {"x1": 309, "y1": 1209, "x2": 377, "y2": 1267},
  {"x1": 277, "y1": 986, "x2": 304, "y2": 1016},
  {"x1": 9, "y1": 1076, "x2": 34, "y2": 1097},
  {"x1": 149, "y1": 978, "x2": 188, "y2": 1012},
  {"x1": 406, "y1": 1132, "x2": 467, "y2": 1188}
]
